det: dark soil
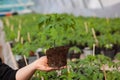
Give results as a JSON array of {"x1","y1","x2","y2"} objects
[
  {"x1": 102, "y1": 49, "x2": 116, "y2": 59},
  {"x1": 46, "y1": 46, "x2": 69, "y2": 68}
]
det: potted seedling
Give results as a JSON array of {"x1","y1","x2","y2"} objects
[
  {"x1": 68, "y1": 46, "x2": 81, "y2": 60},
  {"x1": 82, "y1": 32, "x2": 94, "y2": 57},
  {"x1": 98, "y1": 34, "x2": 116, "y2": 59},
  {"x1": 38, "y1": 14, "x2": 76, "y2": 67},
  {"x1": 35, "y1": 48, "x2": 45, "y2": 58}
]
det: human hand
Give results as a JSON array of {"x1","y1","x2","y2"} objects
[{"x1": 34, "y1": 56, "x2": 66, "y2": 72}]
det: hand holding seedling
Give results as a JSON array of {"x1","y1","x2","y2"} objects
[
  {"x1": 33, "y1": 56, "x2": 66, "y2": 71},
  {"x1": 15, "y1": 56, "x2": 66, "y2": 80}
]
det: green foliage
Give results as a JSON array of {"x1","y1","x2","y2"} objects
[
  {"x1": 2, "y1": 14, "x2": 120, "y2": 80},
  {"x1": 12, "y1": 42, "x2": 37, "y2": 57},
  {"x1": 3, "y1": 13, "x2": 120, "y2": 55},
  {"x1": 38, "y1": 14, "x2": 77, "y2": 48},
  {"x1": 30, "y1": 54, "x2": 120, "y2": 80},
  {"x1": 114, "y1": 53, "x2": 120, "y2": 60},
  {"x1": 106, "y1": 70, "x2": 120, "y2": 80},
  {"x1": 68, "y1": 46, "x2": 81, "y2": 53}
]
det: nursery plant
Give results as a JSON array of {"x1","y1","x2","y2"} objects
[
  {"x1": 68, "y1": 46, "x2": 81, "y2": 59},
  {"x1": 97, "y1": 33, "x2": 116, "y2": 59},
  {"x1": 38, "y1": 14, "x2": 78, "y2": 67}
]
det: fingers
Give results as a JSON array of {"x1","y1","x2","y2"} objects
[
  {"x1": 61, "y1": 65, "x2": 67, "y2": 69},
  {"x1": 42, "y1": 66, "x2": 67, "y2": 72},
  {"x1": 39, "y1": 66, "x2": 57, "y2": 72},
  {"x1": 50, "y1": 65, "x2": 67, "y2": 70}
]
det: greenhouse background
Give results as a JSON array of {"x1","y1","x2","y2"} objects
[
  {"x1": 31, "y1": 0, "x2": 120, "y2": 18},
  {"x1": 0, "y1": 0, "x2": 120, "y2": 17},
  {"x1": 1, "y1": 0, "x2": 120, "y2": 80}
]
